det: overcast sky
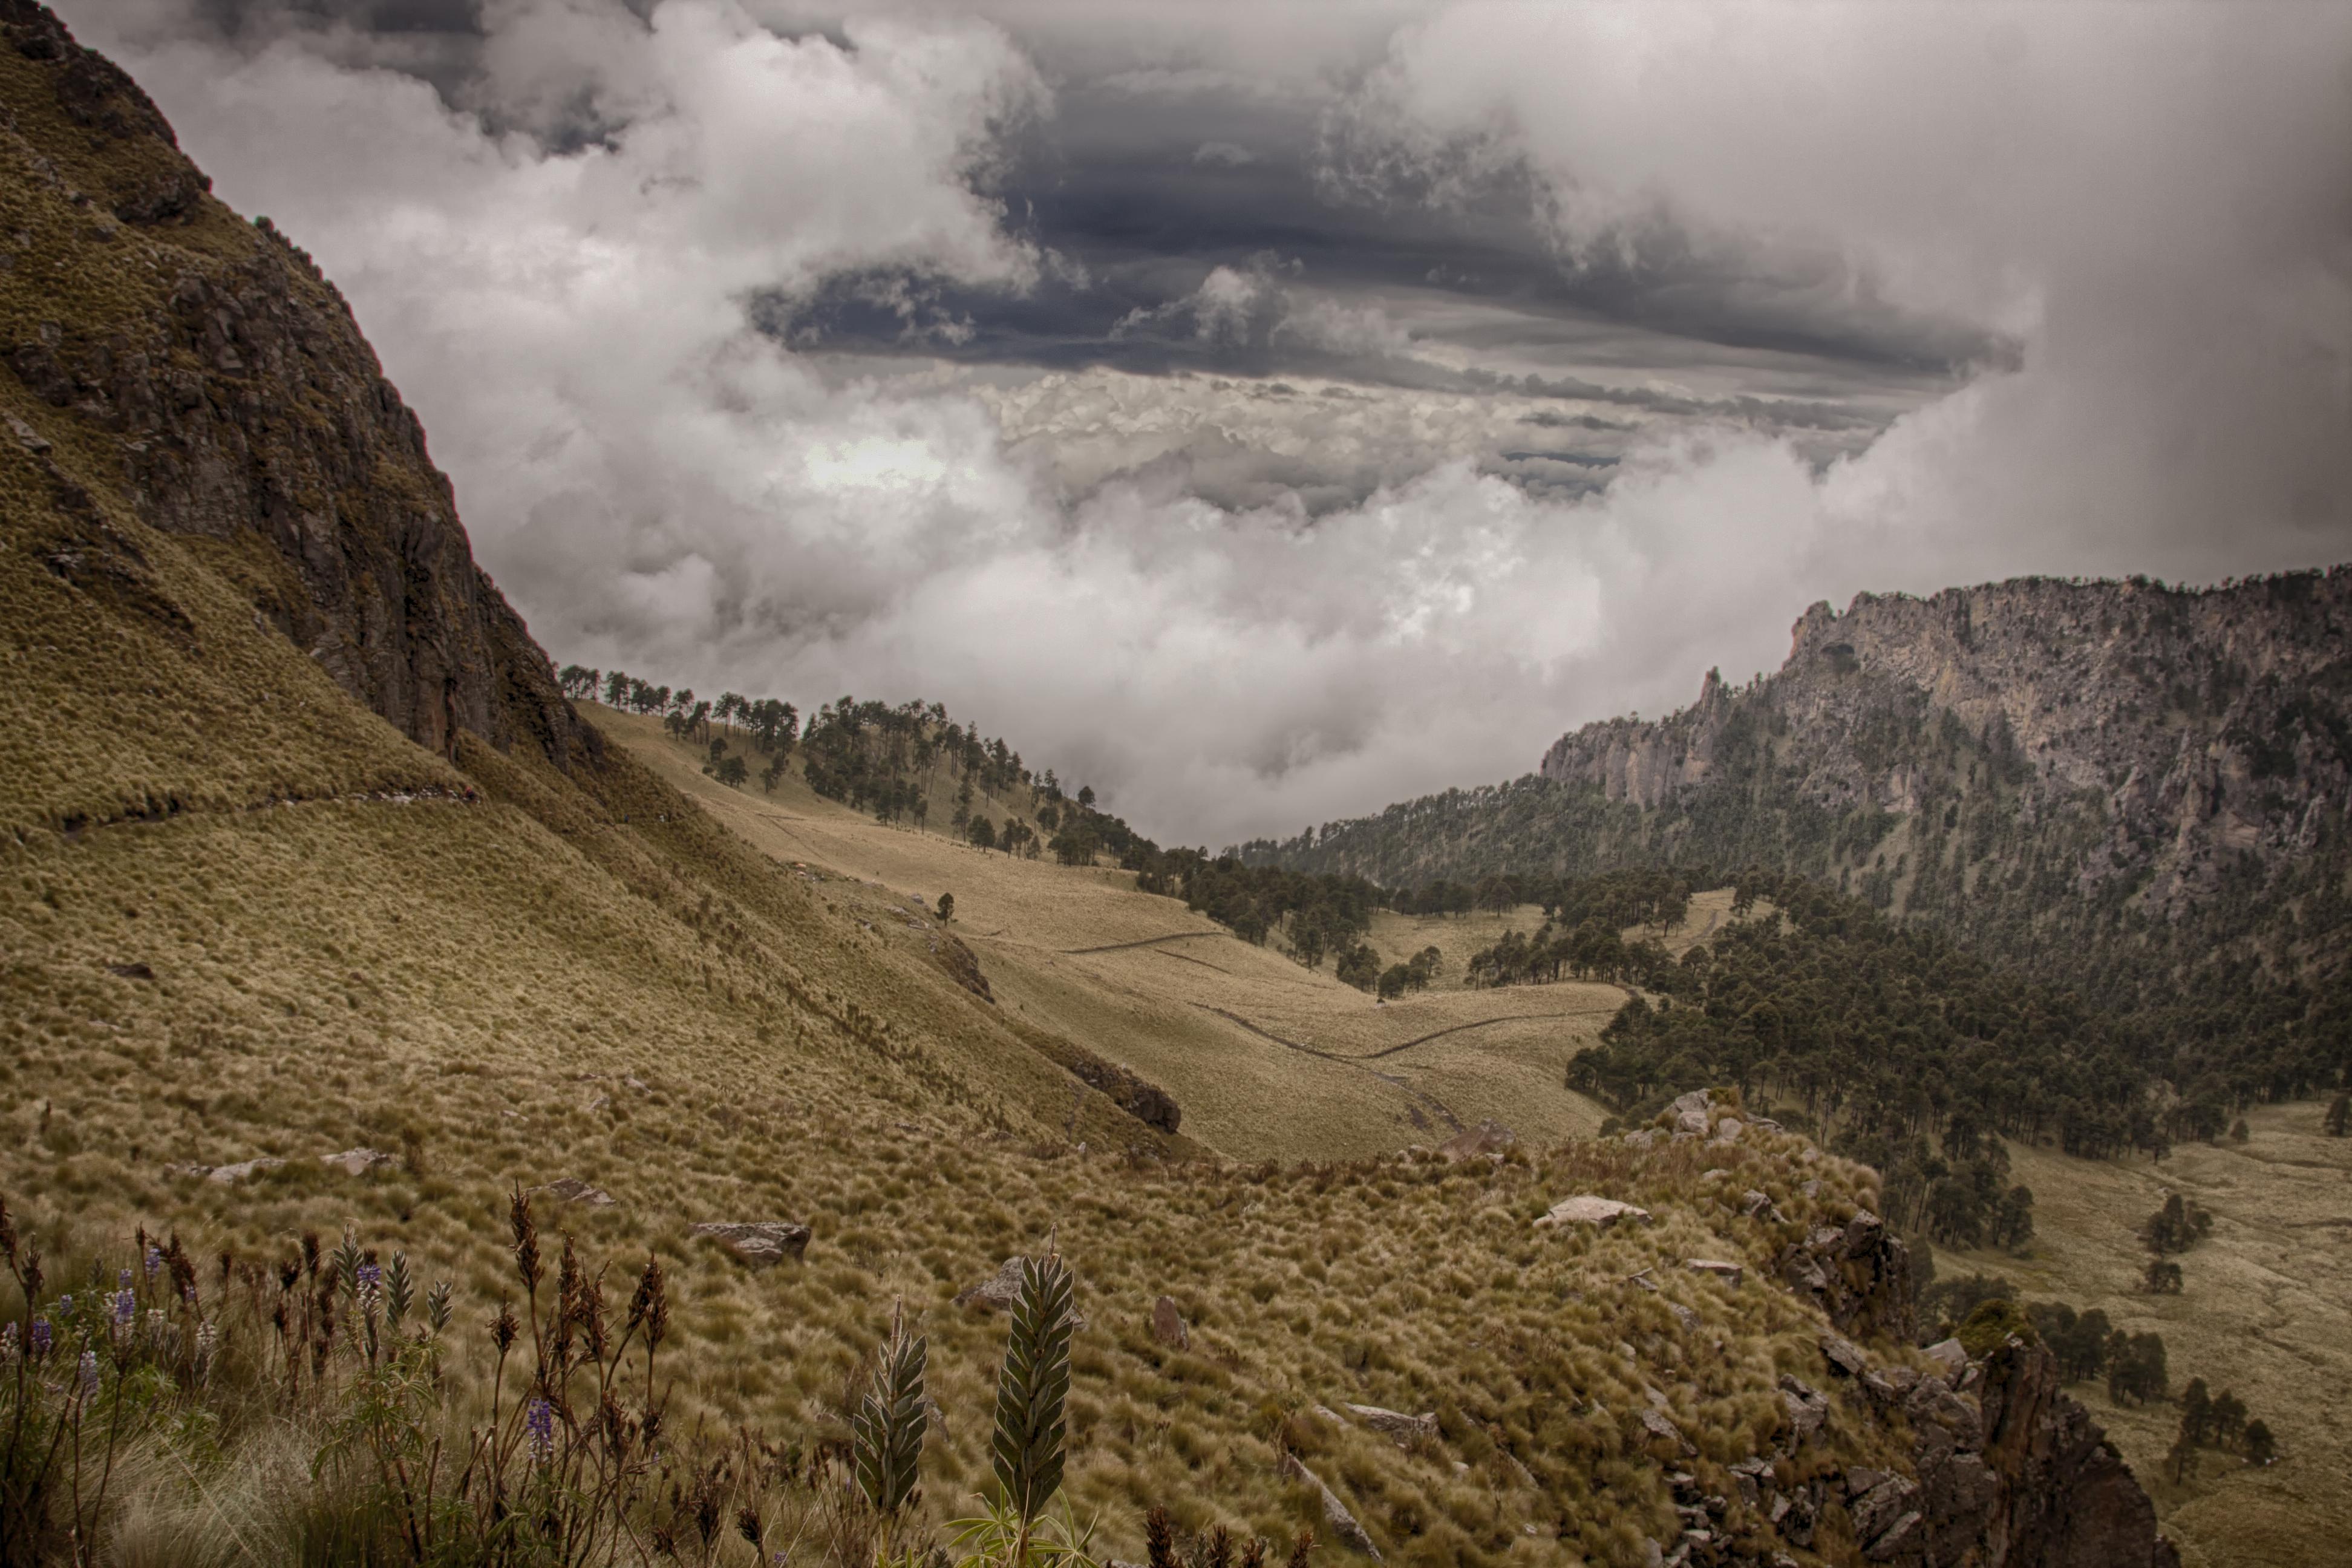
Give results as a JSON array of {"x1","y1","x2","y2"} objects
[{"x1": 73, "y1": 0, "x2": 2352, "y2": 845}]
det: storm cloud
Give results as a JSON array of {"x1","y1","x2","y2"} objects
[{"x1": 67, "y1": 0, "x2": 2352, "y2": 846}]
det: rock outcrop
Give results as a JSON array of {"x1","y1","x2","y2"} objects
[
  {"x1": 0, "y1": 0, "x2": 593, "y2": 771},
  {"x1": 688, "y1": 1222, "x2": 811, "y2": 1269},
  {"x1": 1257, "y1": 571, "x2": 2352, "y2": 1004}
]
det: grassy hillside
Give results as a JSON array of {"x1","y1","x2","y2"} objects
[{"x1": 590, "y1": 707, "x2": 1624, "y2": 1161}]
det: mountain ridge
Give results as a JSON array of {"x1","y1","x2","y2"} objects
[{"x1": 1250, "y1": 570, "x2": 2352, "y2": 1097}]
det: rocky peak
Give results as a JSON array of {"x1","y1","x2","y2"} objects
[
  {"x1": 1, "y1": 0, "x2": 593, "y2": 771},
  {"x1": 1534, "y1": 570, "x2": 2350, "y2": 973}
]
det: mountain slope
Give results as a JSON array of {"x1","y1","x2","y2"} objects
[
  {"x1": 1254, "y1": 573, "x2": 2352, "y2": 1098},
  {"x1": 0, "y1": 9, "x2": 2194, "y2": 1566}
]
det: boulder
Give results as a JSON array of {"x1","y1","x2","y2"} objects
[
  {"x1": 955, "y1": 1256, "x2": 1088, "y2": 1327},
  {"x1": 1534, "y1": 1195, "x2": 1653, "y2": 1231},
  {"x1": 1778, "y1": 1375, "x2": 1829, "y2": 1443},
  {"x1": 1638, "y1": 1406, "x2": 1696, "y2": 1457},
  {"x1": 689, "y1": 1222, "x2": 811, "y2": 1269},
  {"x1": 1668, "y1": 1090, "x2": 1713, "y2": 1117},
  {"x1": 207, "y1": 1157, "x2": 286, "y2": 1184},
  {"x1": 1924, "y1": 1338, "x2": 1968, "y2": 1377},
  {"x1": 1439, "y1": 1119, "x2": 1516, "y2": 1162},
  {"x1": 320, "y1": 1147, "x2": 396, "y2": 1177},
  {"x1": 1685, "y1": 1258, "x2": 1745, "y2": 1287},
  {"x1": 1743, "y1": 1189, "x2": 1788, "y2": 1223},
  {"x1": 1279, "y1": 1454, "x2": 1381, "y2": 1558},
  {"x1": 1674, "y1": 1109, "x2": 1711, "y2": 1137},
  {"x1": 1151, "y1": 1294, "x2": 1189, "y2": 1350},
  {"x1": 1342, "y1": 1403, "x2": 1438, "y2": 1444},
  {"x1": 1710, "y1": 1117, "x2": 1745, "y2": 1143},
  {"x1": 1820, "y1": 1332, "x2": 1869, "y2": 1377},
  {"x1": 540, "y1": 1177, "x2": 617, "y2": 1207}
]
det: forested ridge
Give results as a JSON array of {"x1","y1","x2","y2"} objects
[{"x1": 1243, "y1": 570, "x2": 2352, "y2": 1112}]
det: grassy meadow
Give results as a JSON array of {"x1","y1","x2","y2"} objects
[{"x1": 1929, "y1": 1105, "x2": 2352, "y2": 1568}]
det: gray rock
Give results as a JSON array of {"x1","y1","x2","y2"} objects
[
  {"x1": 320, "y1": 1147, "x2": 396, "y2": 1176},
  {"x1": 1820, "y1": 1332, "x2": 1869, "y2": 1377},
  {"x1": 1151, "y1": 1294, "x2": 1188, "y2": 1350},
  {"x1": 1674, "y1": 1109, "x2": 1711, "y2": 1137},
  {"x1": 207, "y1": 1157, "x2": 286, "y2": 1184},
  {"x1": 1280, "y1": 1454, "x2": 1381, "y2": 1558},
  {"x1": 1668, "y1": 1090, "x2": 1713, "y2": 1117},
  {"x1": 1684, "y1": 1257, "x2": 1745, "y2": 1287},
  {"x1": 1534, "y1": 1195, "x2": 1653, "y2": 1230},
  {"x1": 1342, "y1": 1403, "x2": 1438, "y2": 1443},
  {"x1": 1638, "y1": 1407, "x2": 1696, "y2": 1457},
  {"x1": 690, "y1": 1221, "x2": 811, "y2": 1269},
  {"x1": 540, "y1": 1177, "x2": 617, "y2": 1207},
  {"x1": 955, "y1": 1257, "x2": 1087, "y2": 1327},
  {"x1": 1711, "y1": 1117, "x2": 1744, "y2": 1142},
  {"x1": 1779, "y1": 1375, "x2": 1830, "y2": 1443},
  {"x1": 1924, "y1": 1338, "x2": 1968, "y2": 1376},
  {"x1": 1439, "y1": 1119, "x2": 1516, "y2": 1161}
]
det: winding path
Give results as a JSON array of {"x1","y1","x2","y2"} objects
[{"x1": 1193, "y1": 1004, "x2": 1464, "y2": 1134}]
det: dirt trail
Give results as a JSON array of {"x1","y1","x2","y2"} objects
[
  {"x1": 1063, "y1": 930, "x2": 1229, "y2": 956},
  {"x1": 1347, "y1": 1012, "x2": 1584, "y2": 1060},
  {"x1": 1195, "y1": 1004, "x2": 1463, "y2": 1134}
]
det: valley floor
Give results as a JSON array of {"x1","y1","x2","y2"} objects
[
  {"x1": 597, "y1": 708, "x2": 1624, "y2": 1161},
  {"x1": 1932, "y1": 1105, "x2": 2352, "y2": 1568}
]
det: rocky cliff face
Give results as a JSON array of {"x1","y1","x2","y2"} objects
[
  {"x1": 1267, "y1": 572, "x2": 2351, "y2": 1021},
  {"x1": 0, "y1": 0, "x2": 592, "y2": 769},
  {"x1": 1539, "y1": 574, "x2": 2352, "y2": 923}
]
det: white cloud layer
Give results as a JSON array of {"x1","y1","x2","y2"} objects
[{"x1": 71, "y1": 0, "x2": 2352, "y2": 847}]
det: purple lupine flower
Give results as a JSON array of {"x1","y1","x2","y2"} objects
[
  {"x1": 526, "y1": 1396, "x2": 555, "y2": 1463},
  {"x1": 356, "y1": 1261, "x2": 383, "y2": 1296},
  {"x1": 77, "y1": 1349, "x2": 98, "y2": 1399},
  {"x1": 118, "y1": 1267, "x2": 134, "y2": 1291},
  {"x1": 144, "y1": 1246, "x2": 162, "y2": 1279},
  {"x1": 28, "y1": 1318, "x2": 51, "y2": 1358},
  {"x1": 56, "y1": 1294, "x2": 71, "y2": 1318},
  {"x1": 111, "y1": 1289, "x2": 136, "y2": 1327}
]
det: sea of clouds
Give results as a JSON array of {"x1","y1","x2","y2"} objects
[{"x1": 76, "y1": 0, "x2": 2352, "y2": 844}]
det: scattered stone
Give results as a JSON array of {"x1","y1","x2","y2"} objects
[
  {"x1": 1820, "y1": 1332, "x2": 1869, "y2": 1377},
  {"x1": 955, "y1": 1256, "x2": 1088, "y2": 1327},
  {"x1": 1151, "y1": 1295, "x2": 1189, "y2": 1350},
  {"x1": 1742, "y1": 1189, "x2": 1787, "y2": 1223},
  {"x1": 1685, "y1": 1258, "x2": 1745, "y2": 1287},
  {"x1": 1844, "y1": 1466, "x2": 1893, "y2": 1498},
  {"x1": 1668, "y1": 1089, "x2": 1713, "y2": 1117},
  {"x1": 690, "y1": 1221, "x2": 811, "y2": 1269},
  {"x1": 1638, "y1": 1406, "x2": 1696, "y2": 1457},
  {"x1": 1279, "y1": 1454, "x2": 1381, "y2": 1559},
  {"x1": 1674, "y1": 1109, "x2": 1711, "y2": 1137},
  {"x1": 1438, "y1": 1119, "x2": 1515, "y2": 1161},
  {"x1": 1924, "y1": 1338, "x2": 1968, "y2": 1377},
  {"x1": 1711, "y1": 1117, "x2": 1745, "y2": 1143},
  {"x1": 1779, "y1": 1375, "x2": 1830, "y2": 1443},
  {"x1": 320, "y1": 1147, "x2": 396, "y2": 1177},
  {"x1": 1534, "y1": 1195, "x2": 1653, "y2": 1231},
  {"x1": 540, "y1": 1177, "x2": 617, "y2": 1207},
  {"x1": 583, "y1": 1093, "x2": 610, "y2": 1113},
  {"x1": 1622, "y1": 1128, "x2": 1660, "y2": 1149},
  {"x1": 1668, "y1": 1302, "x2": 1702, "y2": 1333},
  {"x1": 1342, "y1": 1403, "x2": 1438, "y2": 1444},
  {"x1": 207, "y1": 1157, "x2": 285, "y2": 1184},
  {"x1": 106, "y1": 961, "x2": 155, "y2": 981}
]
